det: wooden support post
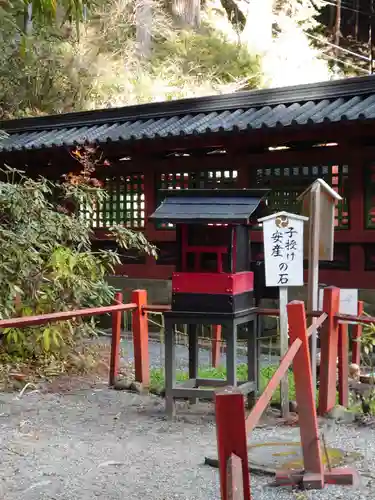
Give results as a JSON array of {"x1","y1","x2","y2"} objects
[
  {"x1": 188, "y1": 324, "x2": 198, "y2": 405},
  {"x1": 352, "y1": 300, "x2": 363, "y2": 366},
  {"x1": 319, "y1": 287, "x2": 340, "y2": 416},
  {"x1": 338, "y1": 322, "x2": 349, "y2": 408},
  {"x1": 226, "y1": 454, "x2": 244, "y2": 500},
  {"x1": 165, "y1": 321, "x2": 176, "y2": 419},
  {"x1": 286, "y1": 300, "x2": 324, "y2": 488},
  {"x1": 131, "y1": 289, "x2": 150, "y2": 386},
  {"x1": 109, "y1": 292, "x2": 123, "y2": 386},
  {"x1": 306, "y1": 182, "x2": 321, "y2": 394},
  {"x1": 279, "y1": 287, "x2": 289, "y2": 419},
  {"x1": 212, "y1": 325, "x2": 222, "y2": 368},
  {"x1": 215, "y1": 390, "x2": 251, "y2": 500},
  {"x1": 247, "y1": 318, "x2": 258, "y2": 409}
]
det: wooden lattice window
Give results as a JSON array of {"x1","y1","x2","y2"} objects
[
  {"x1": 155, "y1": 169, "x2": 238, "y2": 229},
  {"x1": 79, "y1": 174, "x2": 145, "y2": 229},
  {"x1": 254, "y1": 164, "x2": 349, "y2": 229}
]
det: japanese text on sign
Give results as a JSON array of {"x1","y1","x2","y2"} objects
[{"x1": 261, "y1": 214, "x2": 305, "y2": 288}]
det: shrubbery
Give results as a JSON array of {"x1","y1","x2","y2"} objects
[{"x1": 0, "y1": 165, "x2": 155, "y2": 365}]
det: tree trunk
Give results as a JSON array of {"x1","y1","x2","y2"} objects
[
  {"x1": 332, "y1": 0, "x2": 341, "y2": 74},
  {"x1": 241, "y1": 0, "x2": 273, "y2": 55},
  {"x1": 355, "y1": 0, "x2": 359, "y2": 40},
  {"x1": 23, "y1": 2, "x2": 33, "y2": 35},
  {"x1": 334, "y1": 0, "x2": 341, "y2": 54},
  {"x1": 219, "y1": 0, "x2": 246, "y2": 31},
  {"x1": 136, "y1": 0, "x2": 152, "y2": 59},
  {"x1": 172, "y1": 0, "x2": 200, "y2": 28}
]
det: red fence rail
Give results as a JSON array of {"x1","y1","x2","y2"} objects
[
  {"x1": 0, "y1": 286, "x2": 372, "y2": 393},
  {"x1": 215, "y1": 291, "x2": 359, "y2": 499},
  {"x1": 0, "y1": 302, "x2": 137, "y2": 329}
]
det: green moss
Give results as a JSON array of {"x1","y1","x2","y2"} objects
[
  {"x1": 149, "y1": 364, "x2": 297, "y2": 403},
  {"x1": 247, "y1": 442, "x2": 362, "y2": 470}
]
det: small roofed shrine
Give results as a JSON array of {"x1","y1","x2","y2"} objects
[{"x1": 150, "y1": 188, "x2": 269, "y2": 417}]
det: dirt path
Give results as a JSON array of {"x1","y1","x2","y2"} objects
[{"x1": 0, "y1": 385, "x2": 373, "y2": 500}]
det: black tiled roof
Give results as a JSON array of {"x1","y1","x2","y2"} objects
[
  {"x1": 1, "y1": 75, "x2": 375, "y2": 153},
  {"x1": 149, "y1": 189, "x2": 269, "y2": 224}
]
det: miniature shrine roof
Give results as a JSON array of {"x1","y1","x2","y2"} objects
[
  {"x1": 149, "y1": 189, "x2": 269, "y2": 224},
  {"x1": 1, "y1": 75, "x2": 375, "y2": 153}
]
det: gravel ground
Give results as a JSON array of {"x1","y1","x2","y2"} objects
[
  {"x1": 0, "y1": 386, "x2": 374, "y2": 500},
  {"x1": 120, "y1": 337, "x2": 280, "y2": 370}
]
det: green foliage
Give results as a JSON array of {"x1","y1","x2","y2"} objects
[
  {"x1": 0, "y1": 166, "x2": 156, "y2": 359},
  {"x1": 359, "y1": 316, "x2": 375, "y2": 356},
  {"x1": 0, "y1": 0, "x2": 261, "y2": 118},
  {"x1": 148, "y1": 364, "x2": 297, "y2": 403},
  {"x1": 152, "y1": 28, "x2": 260, "y2": 88},
  {"x1": 351, "y1": 315, "x2": 375, "y2": 415},
  {"x1": 0, "y1": 24, "x2": 96, "y2": 117}
]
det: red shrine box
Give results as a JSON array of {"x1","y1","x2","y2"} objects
[{"x1": 150, "y1": 189, "x2": 269, "y2": 314}]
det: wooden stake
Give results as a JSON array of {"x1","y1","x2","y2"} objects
[
  {"x1": 279, "y1": 286, "x2": 289, "y2": 419},
  {"x1": 287, "y1": 300, "x2": 324, "y2": 484},
  {"x1": 319, "y1": 287, "x2": 340, "y2": 416},
  {"x1": 338, "y1": 322, "x2": 349, "y2": 407},
  {"x1": 352, "y1": 300, "x2": 363, "y2": 365},
  {"x1": 132, "y1": 289, "x2": 150, "y2": 386},
  {"x1": 109, "y1": 292, "x2": 123, "y2": 386},
  {"x1": 212, "y1": 325, "x2": 222, "y2": 368},
  {"x1": 307, "y1": 182, "x2": 321, "y2": 393},
  {"x1": 215, "y1": 389, "x2": 251, "y2": 500}
]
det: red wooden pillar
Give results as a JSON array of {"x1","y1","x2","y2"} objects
[
  {"x1": 287, "y1": 301, "x2": 324, "y2": 487},
  {"x1": 319, "y1": 287, "x2": 340, "y2": 416},
  {"x1": 132, "y1": 289, "x2": 150, "y2": 386},
  {"x1": 109, "y1": 292, "x2": 123, "y2": 386},
  {"x1": 352, "y1": 300, "x2": 363, "y2": 366},
  {"x1": 215, "y1": 390, "x2": 251, "y2": 500},
  {"x1": 348, "y1": 155, "x2": 365, "y2": 275},
  {"x1": 338, "y1": 322, "x2": 349, "y2": 407},
  {"x1": 236, "y1": 163, "x2": 251, "y2": 189},
  {"x1": 212, "y1": 325, "x2": 222, "y2": 368},
  {"x1": 143, "y1": 166, "x2": 159, "y2": 277}
]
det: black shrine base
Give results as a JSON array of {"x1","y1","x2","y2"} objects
[
  {"x1": 163, "y1": 308, "x2": 259, "y2": 418},
  {"x1": 171, "y1": 291, "x2": 254, "y2": 314}
]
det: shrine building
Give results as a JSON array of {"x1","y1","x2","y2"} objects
[{"x1": 1, "y1": 75, "x2": 375, "y2": 299}]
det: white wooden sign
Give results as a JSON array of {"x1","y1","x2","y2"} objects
[
  {"x1": 258, "y1": 210, "x2": 308, "y2": 420},
  {"x1": 259, "y1": 211, "x2": 308, "y2": 288},
  {"x1": 318, "y1": 288, "x2": 358, "y2": 316}
]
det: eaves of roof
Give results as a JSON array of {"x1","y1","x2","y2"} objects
[
  {"x1": 149, "y1": 188, "x2": 268, "y2": 224},
  {"x1": 1, "y1": 75, "x2": 375, "y2": 153}
]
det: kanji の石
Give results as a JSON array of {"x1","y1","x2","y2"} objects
[{"x1": 260, "y1": 212, "x2": 307, "y2": 288}]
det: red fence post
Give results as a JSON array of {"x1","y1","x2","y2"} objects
[
  {"x1": 287, "y1": 301, "x2": 324, "y2": 487},
  {"x1": 351, "y1": 300, "x2": 363, "y2": 366},
  {"x1": 131, "y1": 289, "x2": 150, "y2": 387},
  {"x1": 215, "y1": 390, "x2": 251, "y2": 500},
  {"x1": 338, "y1": 323, "x2": 349, "y2": 407},
  {"x1": 212, "y1": 325, "x2": 222, "y2": 368},
  {"x1": 319, "y1": 287, "x2": 340, "y2": 416},
  {"x1": 109, "y1": 292, "x2": 123, "y2": 386}
]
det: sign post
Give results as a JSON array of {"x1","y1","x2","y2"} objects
[
  {"x1": 258, "y1": 211, "x2": 308, "y2": 418},
  {"x1": 298, "y1": 179, "x2": 342, "y2": 392}
]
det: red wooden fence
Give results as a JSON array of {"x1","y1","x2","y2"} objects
[
  {"x1": 215, "y1": 291, "x2": 360, "y2": 499},
  {"x1": 0, "y1": 287, "x2": 369, "y2": 394},
  {"x1": 0, "y1": 285, "x2": 371, "y2": 500}
]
